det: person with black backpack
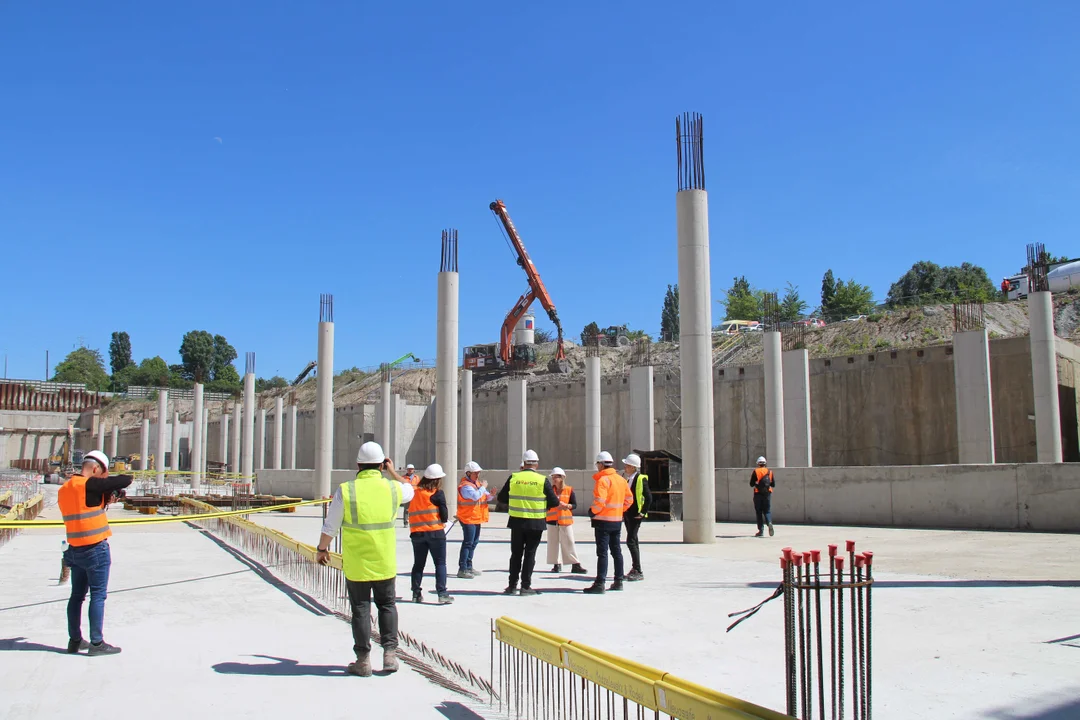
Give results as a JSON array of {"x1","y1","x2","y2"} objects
[{"x1": 750, "y1": 456, "x2": 775, "y2": 537}]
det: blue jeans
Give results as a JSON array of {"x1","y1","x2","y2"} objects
[
  {"x1": 64, "y1": 540, "x2": 111, "y2": 644},
  {"x1": 593, "y1": 524, "x2": 624, "y2": 583},
  {"x1": 458, "y1": 523, "x2": 481, "y2": 571},
  {"x1": 411, "y1": 531, "x2": 448, "y2": 594}
]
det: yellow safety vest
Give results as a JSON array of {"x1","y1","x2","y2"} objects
[
  {"x1": 632, "y1": 473, "x2": 649, "y2": 519},
  {"x1": 340, "y1": 469, "x2": 400, "y2": 582},
  {"x1": 508, "y1": 470, "x2": 547, "y2": 520}
]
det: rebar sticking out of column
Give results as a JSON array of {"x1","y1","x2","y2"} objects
[
  {"x1": 245, "y1": 351, "x2": 255, "y2": 376},
  {"x1": 1027, "y1": 242, "x2": 1049, "y2": 293},
  {"x1": 441, "y1": 228, "x2": 459, "y2": 273},
  {"x1": 763, "y1": 292, "x2": 781, "y2": 331},
  {"x1": 953, "y1": 301, "x2": 985, "y2": 332},
  {"x1": 320, "y1": 293, "x2": 334, "y2": 323},
  {"x1": 676, "y1": 111, "x2": 706, "y2": 191}
]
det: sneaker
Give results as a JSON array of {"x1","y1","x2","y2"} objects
[
  {"x1": 608, "y1": 580, "x2": 624, "y2": 592},
  {"x1": 67, "y1": 638, "x2": 89, "y2": 654},
  {"x1": 456, "y1": 570, "x2": 473, "y2": 579},
  {"x1": 583, "y1": 583, "x2": 606, "y2": 595},
  {"x1": 502, "y1": 586, "x2": 519, "y2": 596},
  {"x1": 626, "y1": 570, "x2": 644, "y2": 582},
  {"x1": 570, "y1": 564, "x2": 588, "y2": 574},
  {"x1": 519, "y1": 587, "x2": 539, "y2": 597},
  {"x1": 87, "y1": 641, "x2": 121, "y2": 657},
  {"x1": 551, "y1": 564, "x2": 562, "y2": 573},
  {"x1": 754, "y1": 531, "x2": 764, "y2": 537},
  {"x1": 348, "y1": 654, "x2": 372, "y2": 677},
  {"x1": 412, "y1": 591, "x2": 423, "y2": 603},
  {"x1": 468, "y1": 568, "x2": 483, "y2": 577},
  {"x1": 437, "y1": 593, "x2": 455, "y2": 604},
  {"x1": 768, "y1": 522, "x2": 775, "y2": 536},
  {"x1": 383, "y1": 649, "x2": 400, "y2": 673}
]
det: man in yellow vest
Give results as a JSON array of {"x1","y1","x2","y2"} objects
[
  {"x1": 316, "y1": 441, "x2": 414, "y2": 677},
  {"x1": 622, "y1": 453, "x2": 651, "y2": 582},
  {"x1": 495, "y1": 449, "x2": 562, "y2": 596}
]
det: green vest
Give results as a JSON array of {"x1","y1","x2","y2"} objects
[
  {"x1": 633, "y1": 473, "x2": 649, "y2": 518},
  {"x1": 340, "y1": 469, "x2": 400, "y2": 582},
  {"x1": 508, "y1": 470, "x2": 547, "y2": 520}
]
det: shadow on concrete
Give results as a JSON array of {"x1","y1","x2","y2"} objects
[
  {"x1": 0, "y1": 637, "x2": 70, "y2": 655},
  {"x1": 1046, "y1": 632, "x2": 1080, "y2": 648},
  {"x1": 986, "y1": 697, "x2": 1080, "y2": 719},
  {"x1": 695, "y1": 579, "x2": 1080, "y2": 590},
  {"x1": 212, "y1": 654, "x2": 348, "y2": 677},
  {"x1": 435, "y1": 701, "x2": 487, "y2": 719},
  {"x1": 450, "y1": 588, "x2": 582, "y2": 596}
]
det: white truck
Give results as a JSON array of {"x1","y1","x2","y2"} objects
[{"x1": 1004, "y1": 260, "x2": 1080, "y2": 300}]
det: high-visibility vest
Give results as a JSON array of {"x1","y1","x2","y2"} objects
[
  {"x1": 340, "y1": 469, "x2": 400, "y2": 582},
  {"x1": 590, "y1": 467, "x2": 632, "y2": 523},
  {"x1": 408, "y1": 488, "x2": 444, "y2": 533},
  {"x1": 753, "y1": 467, "x2": 774, "y2": 493},
  {"x1": 546, "y1": 485, "x2": 574, "y2": 526},
  {"x1": 57, "y1": 474, "x2": 111, "y2": 547},
  {"x1": 456, "y1": 477, "x2": 490, "y2": 524},
  {"x1": 629, "y1": 472, "x2": 649, "y2": 519},
  {"x1": 507, "y1": 470, "x2": 547, "y2": 521}
]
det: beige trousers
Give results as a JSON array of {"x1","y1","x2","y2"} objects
[{"x1": 545, "y1": 523, "x2": 580, "y2": 565}]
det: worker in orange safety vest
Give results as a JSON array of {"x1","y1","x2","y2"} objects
[
  {"x1": 750, "y1": 456, "x2": 776, "y2": 537},
  {"x1": 583, "y1": 451, "x2": 633, "y2": 595},
  {"x1": 545, "y1": 468, "x2": 586, "y2": 574}
]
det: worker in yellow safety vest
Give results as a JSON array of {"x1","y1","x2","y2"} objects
[
  {"x1": 316, "y1": 442, "x2": 414, "y2": 677},
  {"x1": 622, "y1": 453, "x2": 652, "y2": 582},
  {"x1": 495, "y1": 449, "x2": 561, "y2": 596}
]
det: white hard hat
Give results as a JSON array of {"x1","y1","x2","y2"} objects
[
  {"x1": 622, "y1": 453, "x2": 641, "y2": 468},
  {"x1": 596, "y1": 451, "x2": 614, "y2": 464},
  {"x1": 522, "y1": 449, "x2": 539, "y2": 464},
  {"x1": 406, "y1": 464, "x2": 415, "y2": 470},
  {"x1": 423, "y1": 463, "x2": 446, "y2": 480},
  {"x1": 757, "y1": 456, "x2": 767, "y2": 465},
  {"x1": 464, "y1": 461, "x2": 483, "y2": 473},
  {"x1": 356, "y1": 442, "x2": 386, "y2": 464},
  {"x1": 83, "y1": 450, "x2": 109, "y2": 472},
  {"x1": 550, "y1": 467, "x2": 566, "y2": 477}
]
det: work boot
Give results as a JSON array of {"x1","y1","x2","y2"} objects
[
  {"x1": 87, "y1": 641, "x2": 121, "y2": 657},
  {"x1": 67, "y1": 638, "x2": 88, "y2": 654},
  {"x1": 456, "y1": 569, "x2": 473, "y2": 579},
  {"x1": 468, "y1": 568, "x2": 483, "y2": 577},
  {"x1": 348, "y1": 654, "x2": 373, "y2": 677},
  {"x1": 551, "y1": 564, "x2": 562, "y2": 573},
  {"x1": 583, "y1": 582, "x2": 606, "y2": 595},
  {"x1": 383, "y1": 649, "x2": 400, "y2": 673},
  {"x1": 412, "y1": 591, "x2": 423, "y2": 603},
  {"x1": 768, "y1": 522, "x2": 775, "y2": 537},
  {"x1": 626, "y1": 569, "x2": 644, "y2": 582},
  {"x1": 754, "y1": 530, "x2": 764, "y2": 538},
  {"x1": 503, "y1": 586, "x2": 519, "y2": 596},
  {"x1": 608, "y1": 580, "x2": 624, "y2": 592},
  {"x1": 519, "y1": 587, "x2": 539, "y2": 597},
  {"x1": 570, "y1": 564, "x2": 588, "y2": 574},
  {"x1": 438, "y1": 593, "x2": 455, "y2": 605}
]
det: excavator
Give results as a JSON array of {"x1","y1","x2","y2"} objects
[{"x1": 464, "y1": 199, "x2": 570, "y2": 374}]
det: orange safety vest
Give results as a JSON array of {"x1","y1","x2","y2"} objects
[
  {"x1": 408, "y1": 488, "x2": 444, "y2": 533},
  {"x1": 546, "y1": 485, "x2": 574, "y2": 526},
  {"x1": 456, "y1": 477, "x2": 490, "y2": 524},
  {"x1": 590, "y1": 467, "x2": 632, "y2": 523},
  {"x1": 57, "y1": 474, "x2": 112, "y2": 547},
  {"x1": 753, "y1": 467, "x2": 774, "y2": 493},
  {"x1": 402, "y1": 472, "x2": 421, "y2": 488}
]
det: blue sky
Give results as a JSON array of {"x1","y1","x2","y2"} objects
[{"x1": 3, "y1": 2, "x2": 1079, "y2": 381}]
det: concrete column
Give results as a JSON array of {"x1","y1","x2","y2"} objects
[
  {"x1": 629, "y1": 365, "x2": 654, "y2": 453},
  {"x1": 231, "y1": 405, "x2": 241, "y2": 475},
  {"x1": 388, "y1": 394, "x2": 404, "y2": 467},
  {"x1": 170, "y1": 411, "x2": 181, "y2": 471},
  {"x1": 256, "y1": 407, "x2": 266, "y2": 470},
  {"x1": 287, "y1": 404, "x2": 297, "y2": 470},
  {"x1": 677, "y1": 185, "x2": 716, "y2": 544},
  {"x1": 201, "y1": 407, "x2": 209, "y2": 475},
  {"x1": 220, "y1": 413, "x2": 230, "y2": 468},
  {"x1": 242, "y1": 372, "x2": 255, "y2": 482},
  {"x1": 378, "y1": 380, "x2": 392, "y2": 451},
  {"x1": 110, "y1": 425, "x2": 119, "y2": 458},
  {"x1": 314, "y1": 318, "x2": 334, "y2": 498},
  {"x1": 953, "y1": 329, "x2": 995, "y2": 464},
  {"x1": 140, "y1": 419, "x2": 150, "y2": 472},
  {"x1": 191, "y1": 383, "x2": 203, "y2": 491},
  {"x1": 507, "y1": 378, "x2": 527, "y2": 472},
  {"x1": 782, "y1": 349, "x2": 812, "y2": 467},
  {"x1": 97, "y1": 423, "x2": 105, "y2": 453},
  {"x1": 1029, "y1": 291, "x2": 1062, "y2": 462},
  {"x1": 763, "y1": 332, "x2": 786, "y2": 468},
  {"x1": 460, "y1": 369, "x2": 473, "y2": 466},
  {"x1": 436, "y1": 267, "x2": 459, "y2": 513},
  {"x1": 585, "y1": 356, "x2": 601, "y2": 468},
  {"x1": 155, "y1": 390, "x2": 168, "y2": 490},
  {"x1": 273, "y1": 397, "x2": 283, "y2": 470}
]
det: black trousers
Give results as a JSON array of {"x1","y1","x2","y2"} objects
[
  {"x1": 508, "y1": 528, "x2": 543, "y2": 589},
  {"x1": 346, "y1": 578, "x2": 398, "y2": 657},
  {"x1": 754, "y1": 493, "x2": 772, "y2": 532},
  {"x1": 624, "y1": 516, "x2": 643, "y2": 571}
]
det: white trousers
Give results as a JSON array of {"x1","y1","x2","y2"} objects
[{"x1": 545, "y1": 524, "x2": 580, "y2": 565}]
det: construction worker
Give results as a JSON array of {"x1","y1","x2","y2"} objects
[
  {"x1": 584, "y1": 451, "x2": 633, "y2": 594},
  {"x1": 456, "y1": 461, "x2": 491, "y2": 579},
  {"x1": 622, "y1": 454, "x2": 651, "y2": 581},
  {"x1": 546, "y1": 468, "x2": 586, "y2": 574},
  {"x1": 751, "y1": 456, "x2": 776, "y2": 537},
  {"x1": 496, "y1": 449, "x2": 561, "y2": 596},
  {"x1": 316, "y1": 441, "x2": 414, "y2": 677},
  {"x1": 57, "y1": 450, "x2": 132, "y2": 656},
  {"x1": 401, "y1": 464, "x2": 420, "y2": 527},
  {"x1": 408, "y1": 464, "x2": 453, "y2": 605}
]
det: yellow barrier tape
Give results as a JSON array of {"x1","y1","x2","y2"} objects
[
  {"x1": 494, "y1": 617, "x2": 567, "y2": 667},
  {"x1": 0, "y1": 498, "x2": 328, "y2": 528}
]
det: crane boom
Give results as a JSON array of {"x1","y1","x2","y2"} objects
[{"x1": 490, "y1": 199, "x2": 567, "y2": 365}]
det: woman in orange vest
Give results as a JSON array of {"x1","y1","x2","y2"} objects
[
  {"x1": 455, "y1": 461, "x2": 492, "y2": 578},
  {"x1": 57, "y1": 450, "x2": 132, "y2": 656},
  {"x1": 545, "y1": 468, "x2": 587, "y2": 574},
  {"x1": 750, "y1": 456, "x2": 776, "y2": 537},
  {"x1": 408, "y1": 464, "x2": 453, "y2": 604}
]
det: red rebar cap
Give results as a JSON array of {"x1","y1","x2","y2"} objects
[
  {"x1": 828, "y1": 544, "x2": 838, "y2": 557},
  {"x1": 863, "y1": 551, "x2": 874, "y2": 566},
  {"x1": 792, "y1": 552, "x2": 803, "y2": 566},
  {"x1": 782, "y1": 547, "x2": 793, "y2": 561},
  {"x1": 780, "y1": 558, "x2": 788, "y2": 569},
  {"x1": 834, "y1": 557, "x2": 845, "y2": 570},
  {"x1": 846, "y1": 540, "x2": 856, "y2": 552},
  {"x1": 855, "y1": 556, "x2": 865, "y2": 568},
  {"x1": 810, "y1": 550, "x2": 821, "y2": 563}
]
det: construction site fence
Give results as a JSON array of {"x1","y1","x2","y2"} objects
[
  {"x1": 116, "y1": 471, "x2": 258, "y2": 499},
  {"x1": 0, "y1": 492, "x2": 43, "y2": 549},
  {"x1": 119, "y1": 385, "x2": 234, "y2": 402},
  {"x1": 0, "y1": 472, "x2": 41, "y2": 506},
  {"x1": 492, "y1": 616, "x2": 790, "y2": 720}
]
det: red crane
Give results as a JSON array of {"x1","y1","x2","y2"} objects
[{"x1": 490, "y1": 199, "x2": 569, "y2": 372}]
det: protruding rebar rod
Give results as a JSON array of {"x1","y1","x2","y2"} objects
[{"x1": 676, "y1": 112, "x2": 706, "y2": 191}]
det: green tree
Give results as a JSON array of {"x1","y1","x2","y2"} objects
[
  {"x1": 255, "y1": 376, "x2": 289, "y2": 393},
  {"x1": 625, "y1": 329, "x2": 650, "y2": 341},
  {"x1": 829, "y1": 279, "x2": 876, "y2": 319},
  {"x1": 821, "y1": 270, "x2": 837, "y2": 316},
  {"x1": 108, "y1": 331, "x2": 133, "y2": 375},
  {"x1": 533, "y1": 328, "x2": 555, "y2": 344},
  {"x1": 52, "y1": 347, "x2": 110, "y2": 390},
  {"x1": 660, "y1": 284, "x2": 679, "y2": 342},
  {"x1": 169, "y1": 364, "x2": 193, "y2": 389},
  {"x1": 212, "y1": 334, "x2": 238, "y2": 382},
  {"x1": 886, "y1": 261, "x2": 996, "y2": 307},
  {"x1": 779, "y1": 282, "x2": 808, "y2": 323},
  {"x1": 721, "y1": 276, "x2": 763, "y2": 321},
  {"x1": 208, "y1": 363, "x2": 241, "y2": 393},
  {"x1": 130, "y1": 356, "x2": 171, "y2": 387},
  {"x1": 580, "y1": 321, "x2": 600, "y2": 344},
  {"x1": 179, "y1": 330, "x2": 216, "y2": 382}
]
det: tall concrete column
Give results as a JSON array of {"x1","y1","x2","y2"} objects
[
  {"x1": 242, "y1": 356, "x2": 256, "y2": 482},
  {"x1": 1029, "y1": 291, "x2": 1062, "y2": 462},
  {"x1": 287, "y1": 404, "x2": 297, "y2": 469},
  {"x1": 155, "y1": 390, "x2": 168, "y2": 490},
  {"x1": 273, "y1": 397, "x2": 283, "y2": 470},
  {"x1": 953, "y1": 329, "x2": 995, "y2": 464},
  {"x1": 220, "y1": 412, "x2": 230, "y2": 468},
  {"x1": 314, "y1": 295, "x2": 335, "y2": 498},
  {"x1": 201, "y1": 407, "x2": 209, "y2": 475},
  {"x1": 140, "y1": 418, "x2": 150, "y2": 472},
  {"x1": 97, "y1": 422, "x2": 105, "y2": 453},
  {"x1": 170, "y1": 411, "x2": 181, "y2": 471},
  {"x1": 676, "y1": 112, "x2": 716, "y2": 544},
  {"x1": 388, "y1": 394, "x2": 404, "y2": 467},
  {"x1": 436, "y1": 230, "x2": 460, "y2": 512},
  {"x1": 110, "y1": 425, "x2": 119, "y2": 458},
  {"x1": 764, "y1": 332, "x2": 786, "y2": 468},
  {"x1": 585, "y1": 355, "x2": 601, "y2": 468},
  {"x1": 378, "y1": 377, "x2": 393, "y2": 451},
  {"x1": 230, "y1": 404, "x2": 241, "y2": 475},
  {"x1": 782, "y1": 349, "x2": 812, "y2": 467},
  {"x1": 629, "y1": 365, "x2": 654, "y2": 453},
  {"x1": 256, "y1": 407, "x2": 266, "y2": 470},
  {"x1": 507, "y1": 377, "x2": 527, "y2": 472},
  {"x1": 191, "y1": 383, "x2": 204, "y2": 491},
  {"x1": 460, "y1": 369, "x2": 473, "y2": 466}
]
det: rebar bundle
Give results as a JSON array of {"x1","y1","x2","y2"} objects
[
  {"x1": 676, "y1": 112, "x2": 706, "y2": 192},
  {"x1": 441, "y1": 229, "x2": 459, "y2": 273},
  {"x1": 1027, "y1": 242, "x2": 1049, "y2": 293},
  {"x1": 953, "y1": 301, "x2": 985, "y2": 332}
]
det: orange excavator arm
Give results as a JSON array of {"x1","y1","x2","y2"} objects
[{"x1": 490, "y1": 199, "x2": 567, "y2": 364}]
